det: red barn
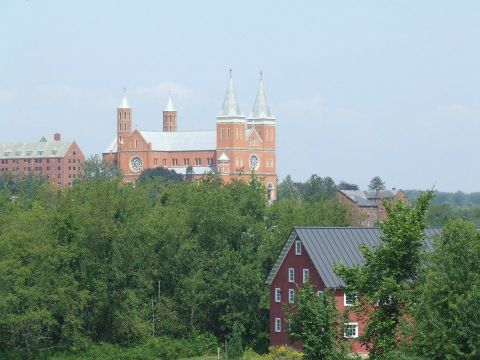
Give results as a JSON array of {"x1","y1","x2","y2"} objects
[{"x1": 266, "y1": 226, "x2": 442, "y2": 355}]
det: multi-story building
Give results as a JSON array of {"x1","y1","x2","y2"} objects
[
  {"x1": 103, "y1": 72, "x2": 277, "y2": 200},
  {"x1": 266, "y1": 226, "x2": 442, "y2": 355},
  {"x1": 336, "y1": 189, "x2": 406, "y2": 226},
  {"x1": 0, "y1": 133, "x2": 84, "y2": 187}
]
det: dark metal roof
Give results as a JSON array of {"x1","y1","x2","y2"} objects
[{"x1": 266, "y1": 227, "x2": 443, "y2": 288}]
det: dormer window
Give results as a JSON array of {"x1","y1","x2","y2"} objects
[{"x1": 295, "y1": 240, "x2": 302, "y2": 255}]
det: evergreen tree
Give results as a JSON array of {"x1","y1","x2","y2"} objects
[{"x1": 368, "y1": 176, "x2": 385, "y2": 191}]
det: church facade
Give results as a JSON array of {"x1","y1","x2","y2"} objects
[{"x1": 103, "y1": 73, "x2": 277, "y2": 199}]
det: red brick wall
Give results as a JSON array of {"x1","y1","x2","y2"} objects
[{"x1": 269, "y1": 236, "x2": 367, "y2": 354}]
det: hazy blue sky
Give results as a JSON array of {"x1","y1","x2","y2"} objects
[{"x1": 1, "y1": 1, "x2": 479, "y2": 191}]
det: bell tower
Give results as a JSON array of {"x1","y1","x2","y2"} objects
[
  {"x1": 216, "y1": 70, "x2": 246, "y2": 175},
  {"x1": 163, "y1": 94, "x2": 177, "y2": 132},
  {"x1": 117, "y1": 89, "x2": 132, "y2": 149}
]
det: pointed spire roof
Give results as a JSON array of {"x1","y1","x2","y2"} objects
[
  {"x1": 217, "y1": 70, "x2": 244, "y2": 118},
  {"x1": 118, "y1": 89, "x2": 131, "y2": 109},
  {"x1": 249, "y1": 73, "x2": 275, "y2": 120},
  {"x1": 164, "y1": 93, "x2": 176, "y2": 111}
]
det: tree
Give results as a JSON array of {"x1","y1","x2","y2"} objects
[
  {"x1": 82, "y1": 155, "x2": 121, "y2": 180},
  {"x1": 285, "y1": 282, "x2": 346, "y2": 360},
  {"x1": 138, "y1": 166, "x2": 183, "y2": 183},
  {"x1": 335, "y1": 191, "x2": 434, "y2": 359},
  {"x1": 368, "y1": 176, "x2": 385, "y2": 191},
  {"x1": 338, "y1": 181, "x2": 359, "y2": 191},
  {"x1": 300, "y1": 175, "x2": 337, "y2": 202},
  {"x1": 226, "y1": 323, "x2": 244, "y2": 359},
  {"x1": 405, "y1": 219, "x2": 480, "y2": 359},
  {"x1": 277, "y1": 175, "x2": 300, "y2": 200}
]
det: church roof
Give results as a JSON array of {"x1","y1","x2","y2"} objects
[
  {"x1": 118, "y1": 92, "x2": 130, "y2": 109},
  {"x1": 248, "y1": 78, "x2": 275, "y2": 120},
  {"x1": 0, "y1": 137, "x2": 75, "y2": 159},
  {"x1": 104, "y1": 130, "x2": 216, "y2": 153},
  {"x1": 338, "y1": 189, "x2": 402, "y2": 207},
  {"x1": 217, "y1": 74, "x2": 244, "y2": 118},
  {"x1": 164, "y1": 95, "x2": 176, "y2": 111}
]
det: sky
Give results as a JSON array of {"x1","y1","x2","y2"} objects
[{"x1": 1, "y1": 0, "x2": 480, "y2": 192}]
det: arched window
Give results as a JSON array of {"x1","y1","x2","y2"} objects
[
  {"x1": 227, "y1": 129, "x2": 230, "y2": 139},
  {"x1": 135, "y1": 140, "x2": 138, "y2": 148},
  {"x1": 221, "y1": 129, "x2": 224, "y2": 139}
]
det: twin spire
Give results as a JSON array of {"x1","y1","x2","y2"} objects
[
  {"x1": 118, "y1": 70, "x2": 274, "y2": 120},
  {"x1": 217, "y1": 70, "x2": 275, "y2": 121}
]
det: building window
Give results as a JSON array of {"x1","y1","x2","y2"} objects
[
  {"x1": 344, "y1": 292, "x2": 358, "y2": 307},
  {"x1": 221, "y1": 129, "x2": 224, "y2": 139},
  {"x1": 288, "y1": 289, "x2": 295, "y2": 303},
  {"x1": 207, "y1": 157, "x2": 212, "y2": 165},
  {"x1": 275, "y1": 318, "x2": 281, "y2": 333},
  {"x1": 274, "y1": 288, "x2": 281, "y2": 303},
  {"x1": 184, "y1": 158, "x2": 189, "y2": 166},
  {"x1": 57, "y1": 174, "x2": 61, "y2": 178},
  {"x1": 303, "y1": 269, "x2": 309, "y2": 283},
  {"x1": 154, "y1": 158, "x2": 158, "y2": 165},
  {"x1": 295, "y1": 240, "x2": 302, "y2": 255},
  {"x1": 288, "y1": 268, "x2": 295, "y2": 283},
  {"x1": 172, "y1": 159, "x2": 178, "y2": 166},
  {"x1": 227, "y1": 128, "x2": 230, "y2": 139},
  {"x1": 344, "y1": 323, "x2": 358, "y2": 338},
  {"x1": 163, "y1": 159, "x2": 167, "y2": 166}
]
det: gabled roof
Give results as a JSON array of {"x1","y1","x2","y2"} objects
[
  {"x1": 0, "y1": 138, "x2": 76, "y2": 158},
  {"x1": 245, "y1": 127, "x2": 263, "y2": 143},
  {"x1": 266, "y1": 227, "x2": 443, "y2": 288},
  {"x1": 104, "y1": 130, "x2": 216, "y2": 153},
  {"x1": 338, "y1": 189, "x2": 402, "y2": 207}
]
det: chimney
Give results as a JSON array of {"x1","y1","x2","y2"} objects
[{"x1": 54, "y1": 133, "x2": 61, "y2": 141}]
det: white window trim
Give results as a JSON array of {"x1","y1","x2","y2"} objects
[
  {"x1": 295, "y1": 240, "x2": 302, "y2": 255},
  {"x1": 344, "y1": 322, "x2": 359, "y2": 338},
  {"x1": 344, "y1": 292, "x2": 357, "y2": 307},
  {"x1": 288, "y1": 289, "x2": 295, "y2": 303},
  {"x1": 288, "y1": 268, "x2": 295, "y2": 283},
  {"x1": 303, "y1": 268, "x2": 309, "y2": 283},
  {"x1": 274, "y1": 288, "x2": 281, "y2": 303},
  {"x1": 317, "y1": 290, "x2": 324, "y2": 297},
  {"x1": 275, "y1": 317, "x2": 281, "y2": 332}
]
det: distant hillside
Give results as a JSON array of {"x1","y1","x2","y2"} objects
[{"x1": 405, "y1": 190, "x2": 480, "y2": 207}]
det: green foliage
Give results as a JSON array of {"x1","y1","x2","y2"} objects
[
  {"x1": 337, "y1": 181, "x2": 359, "y2": 191},
  {"x1": 404, "y1": 220, "x2": 480, "y2": 359},
  {"x1": 0, "y1": 173, "x2": 351, "y2": 357},
  {"x1": 368, "y1": 176, "x2": 385, "y2": 191},
  {"x1": 277, "y1": 174, "x2": 337, "y2": 202},
  {"x1": 227, "y1": 323, "x2": 244, "y2": 359},
  {"x1": 335, "y1": 191, "x2": 434, "y2": 359},
  {"x1": 277, "y1": 175, "x2": 300, "y2": 200},
  {"x1": 285, "y1": 283, "x2": 346, "y2": 360},
  {"x1": 138, "y1": 166, "x2": 184, "y2": 183},
  {"x1": 81, "y1": 154, "x2": 121, "y2": 180}
]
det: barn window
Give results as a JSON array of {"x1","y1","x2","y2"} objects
[
  {"x1": 275, "y1": 318, "x2": 281, "y2": 333},
  {"x1": 295, "y1": 240, "x2": 302, "y2": 255},
  {"x1": 288, "y1": 289, "x2": 295, "y2": 303},
  {"x1": 303, "y1": 268, "x2": 309, "y2": 283},
  {"x1": 344, "y1": 323, "x2": 358, "y2": 338},
  {"x1": 274, "y1": 288, "x2": 281, "y2": 303},
  {"x1": 317, "y1": 290, "x2": 324, "y2": 297},
  {"x1": 344, "y1": 292, "x2": 358, "y2": 307},
  {"x1": 288, "y1": 268, "x2": 295, "y2": 283}
]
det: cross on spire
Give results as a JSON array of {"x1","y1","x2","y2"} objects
[
  {"x1": 259, "y1": 70, "x2": 263, "y2": 80},
  {"x1": 229, "y1": 68, "x2": 232, "y2": 78}
]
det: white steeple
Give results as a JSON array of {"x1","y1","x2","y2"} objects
[
  {"x1": 164, "y1": 93, "x2": 176, "y2": 111},
  {"x1": 217, "y1": 69, "x2": 245, "y2": 120},
  {"x1": 118, "y1": 89, "x2": 130, "y2": 109},
  {"x1": 248, "y1": 72, "x2": 275, "y2": 121}
]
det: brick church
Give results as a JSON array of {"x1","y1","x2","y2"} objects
[{"x1": 103, "y1": 73, "x2": 277, "y2": 200}]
